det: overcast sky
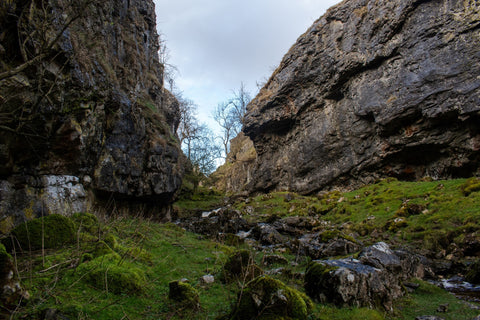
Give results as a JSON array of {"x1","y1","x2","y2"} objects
[{"x1": 154, "y1": 0, "x2": 341, "y2": 129}]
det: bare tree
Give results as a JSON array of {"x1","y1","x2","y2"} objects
[
  {"x1": 176, "y1": 91, "x2": 221, "y2": 176},
  {"x1": 213, "y1": 83, "x2": 252, "y2": 158},
  {"x1": 213, "y1": 101, "x2": 237, "y2": 158}
]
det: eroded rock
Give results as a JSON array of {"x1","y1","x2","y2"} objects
[
  {"x1": 305, "y1": 242, "x2": 430, "y2": 310},
  {"x1": 243, "y1": 0, "x2": 480, "y2": 194}
]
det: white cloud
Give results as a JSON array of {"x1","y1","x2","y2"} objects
[{"x1": 154, "y1": 0, "x2": 341, "y2": 130}]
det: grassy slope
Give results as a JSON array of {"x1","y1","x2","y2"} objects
[{"x1": 6, "y1": 178, "x2": 480, "y2": 319}]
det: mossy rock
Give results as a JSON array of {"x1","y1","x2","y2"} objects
[
  {"x1": 168, "y1": 280, "x2": 200, "y2": 309},
  {"x1": 304, "y1": 261, "x2": 338, "y2": 300},
  {"x1": 77, "y1": 253, "x2": 145, "y2": 294},
  {"x1": 71, "y1": 212, "x2": 99, "y2": 234},
  {"x1": 466, "y1": 260, "x2": 480, "y2": 284},
  {"x1": 6, "y1": 214, "x2": 75, "y2": 251},
  {"x1": 229, "y1": 275, "x2": 313, "y2": 320},
  {"x1": 221, "y1": 249, "x2": 263, "y2": 283},
  {"x1": 318, "y1": 230, "x2": 357, "y2": 244},
  {"x1": 461, "y1": 177, "x2": 480, "y2": 196}
]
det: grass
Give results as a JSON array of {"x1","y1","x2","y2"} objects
[
  {"x1": 4, "y1": 177, "x2": 480, "y2": 319},
  {"x1": 232, "y1": 178, "x2": 480, "y2": 251}
]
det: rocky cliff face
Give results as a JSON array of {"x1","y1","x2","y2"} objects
[
  {"x1": 211, "y1": 132, "x2": 256, "y2": 193},
  {"x1": 244, "y1": 0, "x2": 480, "y2": 194},
  {"x1": 0, "y1": 0, "x2": 183, "y2": 231}
]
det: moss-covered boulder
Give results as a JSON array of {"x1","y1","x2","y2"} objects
[
  {"x1": 6, "y1": 214, "x2": 75, "y2": 251},
  {"x1": 77, "y1": 254, "x2": 146, "y2": 294},
  {"x1": 168, "y1": 280, "x2": 200, "y2": 309},
  {"x1": 229, "y1": 275, "x2": 313, "y2": 320},
  {"x1": 71, "y1": 212, "x2": 99, "y2": 234},
  {"x1": 221, "y1": 249, "x2": 263, "y2": 283}
]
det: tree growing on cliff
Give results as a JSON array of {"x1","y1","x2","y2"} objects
[{"x1": 213, "y1": 83, "x2": 251, "y2": 158}]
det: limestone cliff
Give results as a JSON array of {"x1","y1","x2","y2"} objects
[
  {"x1": 211, "y1": 132, "x2": 256, "y2": 193},
  {"x1": 244, "y1": 0, "x2": 480, "y2": 194},
  {"x1": 0, "y1": 0, "x2": 183, "y2": 231}
]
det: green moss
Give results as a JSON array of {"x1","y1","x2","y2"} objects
[
  {"x1": 230, "y1": 275, "x2": 313, "y2": 320},
  {"x1": 168, "y1": 280, "x2": 200, "y2": 309},
  {"x1": 460, "y1": 177, "x2": 480, "y2": 196},
  {"x1": 7, "y1": 214, "x2": 75, "y2": 251},
  {"x1": 103, "y1": 233, "x2": 118, "y2": 249},
  {"x1": 318, "y1": 230, "x2": 356, "y2": 243},
  {"x1": 304, "y1": 261, "x2": 338, "y2": 301},
  {"x1": 77, "y1": 253, "x2": 145, "y2": 294},
  {"x1": 93, "y1": 240, "x2": 115, "y2": 257},
  {"x1": 71, "y1": 212, "x2": 99, "y2": 234},
  {"x1": 221, "y1": 249, "x2": 263, "y2": 283},
  {"x1": 0, "y1": 243, "x2": 13, "y2": 272}
]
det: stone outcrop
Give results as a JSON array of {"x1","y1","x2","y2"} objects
[
  {"x1": 244, "y1": 0, "x2": 480, "y2": 194},
  {"x1": 211, "y1": 132, "x2": 256, "y2": 193},
  {"x1": 0, "y1": 0, "x2": 183, "y2": 230},
  {"x1": 305, "y1": 242, "x2": 430, "y2": 310}
]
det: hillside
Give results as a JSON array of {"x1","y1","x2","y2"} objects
[{"x1": 1, "y1": 177, "x2": 479, "y2": 319}]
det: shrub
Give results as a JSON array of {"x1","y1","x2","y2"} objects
[{"x1": 7, "y1": 214, "x2": 75, "y2": 251}]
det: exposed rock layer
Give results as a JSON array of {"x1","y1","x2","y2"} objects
[
  {"x1": 211, "y1": 132, "x2": 256, "y2": 193},
  {"x1": 0, "y1": 0, "x2": 183, "y2": 230},
  {"x1": 244, "y1": 0, "x2": 480, "y2": 194}
]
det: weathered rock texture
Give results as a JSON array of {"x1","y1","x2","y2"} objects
[
  {"x1": 0, "y1": 0, "x2": 183, "y2": 231},
  {"x1": 211, "y1": 132, "x2": 256, "y2": 193},
  {"x1": 244, "y1": 0, "x2": 480, "y2": 194}
]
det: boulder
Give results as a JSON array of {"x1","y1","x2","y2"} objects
[
  {"x1": 305, "y1": 258, "x2": 402, "y2": 310},
  {"x1": 304, "y1": 242, "x2": 430, "y2": 310},
  {"x1": 228, "y1": 275, "x2": 313, "y2": 320},
  {"x1": 168, "y1": 280, "x2": 200, "y2": 309}
]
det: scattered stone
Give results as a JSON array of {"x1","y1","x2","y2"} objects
[
  {"x1": 41, "y1": 308, "x2": 70, "y2": 320},
  {"x1": 199, "y1": 275, "x2": 214, "y2": 285},
  {"x1": 437, "y1": 303, "x2": 449, "y2": 313},
  {"x1": 415, "y1": 316, "x2": 445, "y2": 320},
  {"x1": 262, "y1": 254, "x2": 288, "y2": 266},
  {"x1": 404, "y1": 282, "x2": 420, "y2": 293}
]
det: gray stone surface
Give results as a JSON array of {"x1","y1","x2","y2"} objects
[{"x1": 244, "y1": 0, "x2": 480, "y2": 194}]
